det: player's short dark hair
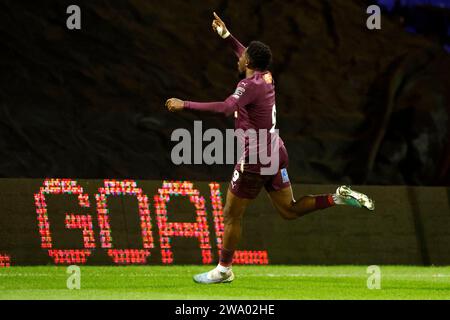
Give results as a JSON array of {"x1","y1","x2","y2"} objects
[{"x1": 246, "y1": 41, "x2": 272, "y2": 71}]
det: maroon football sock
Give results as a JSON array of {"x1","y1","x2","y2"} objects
[
  {"x1": 314, "y1": 194, "x2": 335, "y2": 209},
  {"x1": 219, "y1": 248, "x2": 234, "y2": 267}
]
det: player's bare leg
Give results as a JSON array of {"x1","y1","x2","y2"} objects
[
  {"x1": 222, "y1": 189, "x2": 251, "y2": 252},
  {"x1": 193, "y1": 189, "x2": 250, "y2": 284},
  {"x1": 268, "y1": 185, "x2": 375, "y2": 220}
]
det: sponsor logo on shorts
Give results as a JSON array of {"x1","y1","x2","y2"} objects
[
  {"x1": 231, "y1": 170, "x2": 240, "y2": 189},
  {"x1": 281, "y1": 168, "x2": 289, "y2": 183}
]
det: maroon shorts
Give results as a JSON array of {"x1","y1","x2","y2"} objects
[{"x1": 229, "y1": 145, "x2": 291, "y2": 199}]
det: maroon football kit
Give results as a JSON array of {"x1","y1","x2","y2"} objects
[{"x1": 184, "y1": 35, "x2": 290, "y2": 199}]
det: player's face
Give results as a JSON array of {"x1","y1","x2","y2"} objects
[{"x1": 238, "y1": 49, "x2": 249, "y2": 77}]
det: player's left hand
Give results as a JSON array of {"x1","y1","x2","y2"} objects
[
  {"x1": 165, "y1": 98, "x2": 184, "y2": 112},
  {"x1": 212, "y1": 12, "x2": 230, "y2": 38}
]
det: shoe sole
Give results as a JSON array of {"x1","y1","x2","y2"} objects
[
  {"x1": 193, "y1": 272, "x2": 235, "y2": 284},
  {"x1": 338, "y1": 186, "x2": 375, "y2": 211}
]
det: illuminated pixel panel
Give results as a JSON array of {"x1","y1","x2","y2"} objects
[
  {"x1": 1, "y1": 178, "x2": 446, "y2": 266},
  {"x1": 154, "y1": 181, "x2": 212, "y2": 264},
  {"x1": 65, "y1": 214, "x2": 96, "y2": 249},
  {"x1": 34, "y1": 179, "x2": 93, "y2": 264},
  {"x1": 27, "y1": 178, "x2": 270, "y2": 266},
  {"x1": 209, "y1": 182, "x2": 269, "y2": 265},
  {"x1": 0, "y1": 254, "x2": 10, "y2": 268},
  {"x1": 96, "y1": 179, "x2": 154, "y2": 264}
]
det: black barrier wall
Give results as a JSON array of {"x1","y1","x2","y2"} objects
[{"x1": 0, "y1": 178, "x2": 449, "y2": 266}]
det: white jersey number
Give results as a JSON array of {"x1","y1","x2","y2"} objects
[{"x1": 270, "y1": 104, "x2": 277, "y2": 133}]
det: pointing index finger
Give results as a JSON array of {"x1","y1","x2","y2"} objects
[{"x1": 213, "y1": 12, "x2": 223, "y2": 23}]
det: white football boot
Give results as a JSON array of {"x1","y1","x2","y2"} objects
[
  {"x1": 335, "y1": 185, "x2": 375, "y2": 211},
  {"x1": 193, "y1": 266, "x2": 235, "y2": 284}
]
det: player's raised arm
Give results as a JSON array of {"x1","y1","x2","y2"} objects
[
  {"x1": 212, "y1": 12, "x2": 245, "y2": 58},
  {"x1": 166, "y1": 96, "x2": 237, "y2": 117}
]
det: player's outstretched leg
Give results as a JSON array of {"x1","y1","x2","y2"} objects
[
  {"x1": 193, "y1": 189, "x2": 251, "y2": 284},
  {"x1": 268, "y1": 185, "x2": 375, "y2": 220}
]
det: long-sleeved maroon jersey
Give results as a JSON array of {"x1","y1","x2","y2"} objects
[{"x1": 184, "y1": 34, "x2": 285, "y2": 175}]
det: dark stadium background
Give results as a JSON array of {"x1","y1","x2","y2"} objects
[{"x1": 0, "y1": 0, "x2": 448, "y2": 186}]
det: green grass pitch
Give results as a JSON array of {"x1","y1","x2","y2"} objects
[{"x1": 0, "y1": 266, "x2": 449, "y2": 300}]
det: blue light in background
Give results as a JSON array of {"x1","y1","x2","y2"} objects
[
  {"x1": 376, "y1": 0, "x2": 450, "y2": 52},
  {"x1": 377, "y1": 0, "x2": 396, "y2": 10},
  {"x1": 377, "y1": 0, "x2": 450, "y2": 11},
  {"x1": 401, "y1": 0, "x2": 449, "y2": 9}
]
